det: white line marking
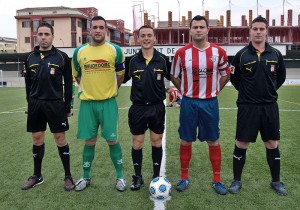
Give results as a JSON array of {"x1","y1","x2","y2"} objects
[
  {"x1": 2, "y1": 106, "x2": 300, "y2": 115},
  {"x1": 153, "y1": 101, "x2": 168, "y2": 210}
]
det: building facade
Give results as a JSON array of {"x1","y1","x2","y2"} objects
[
  {"x1": 0, "y1": 37, "x2": 17, "y2": 53},
  {"x1": 15, "y1": 6, "x2": 132, "y2": 53},
  {"x1": 132, "y1": 10, "x2": 300, "y2": 47}
]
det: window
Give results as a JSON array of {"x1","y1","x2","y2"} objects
[
  {"x1": 125, "y1": 34, "x2": 130, "y2": 43},
  {"x1": 32, "y1": 20, "x2": 40, "y2": 32},
  {"x1": 22, "y1": 21, "x2": 31, "y2": 28},
  {"x1": 82, "y1": 35, "x2": 89, "y2": 44},
  {"x1": 44, "y1": 20, "x2": 54, "y2": 26},
  {"x1": 25, "y1": 37, "x2": 30, "y2": 43},
  {"x1": 71, "y1": 34, "x2": 76, "y2": 47},
  {"x1": 33, "y1": 36, "x2": 38, "y2": 46},
  {"x1": 78, "y1": 21, "x2": 82, "y2": 28},
  {"x1": 82, "y1": 19, "x2": 87, "y2": 30},
  {"x1": 71, "y1": 18, "x2": 76, "y2": 31},
  {"x1": 82, "y1": 19, "x2": 91, "y2": 30},
  {"x1": 111, "y1": 31, "x2": 121, "y2": 41},
  {"x1": 79, "y1": 36, "x2": 81, "y2": 43}
]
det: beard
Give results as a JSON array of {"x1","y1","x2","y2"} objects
[{"x1": 92, "y1": 35, "x2": 105, "y2": 44}]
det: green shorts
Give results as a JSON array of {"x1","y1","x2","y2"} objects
[{"x1": 77, "y1": 98, "x2": 119, "y2": 141}]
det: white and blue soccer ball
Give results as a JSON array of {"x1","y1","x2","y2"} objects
[{"x1": 149, "y1": 176, "x2": 172, "y2": 200}]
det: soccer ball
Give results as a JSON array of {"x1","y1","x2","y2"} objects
[{"x1": 149, "y1": 176, "x2": 172, "y2": 200}]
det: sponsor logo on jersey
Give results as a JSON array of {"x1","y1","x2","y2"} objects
[
  {"x1": 84, "y1": 60, "x2": 111, "y2": 73},
  {"x1": 246, "y1": 67, "x2": 252, "y2": 72}
]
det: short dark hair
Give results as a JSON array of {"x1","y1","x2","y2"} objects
[
  {"x1": 251, "y1": 16, "x2": 268, "y2": 28},
  {"x1": 138, "y1": 25, "x2": 155, "y2": 37},
  {"x1": 91, "y1": 16, "x2": 107, "y2": 27},
  {"x1": 37, "y1": 22, "x2": 54, "y2": 35},
  {"x1": 190, "y1": 15, "x2": 209, "y2": 28}
]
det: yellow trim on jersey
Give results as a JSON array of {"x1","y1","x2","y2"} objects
[{"x1": 145, "y1": 57, "x2": 152, "y2": 65}]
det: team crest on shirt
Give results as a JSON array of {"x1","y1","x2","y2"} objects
[
  {"x1": 50, "y1": 68, "x2": 55, "y2": 75},
  {"x1": 154, "y1": 68, "x2": 163, "y2": 80},
  {"x1": 270, "y1": 65, "x2": 275, "y2": 72},
  {"x1": 210, "y1": 55, "x2": 218, "y2": 63}
]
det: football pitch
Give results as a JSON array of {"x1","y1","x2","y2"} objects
[{"x1": 0, "y1": 86, "x2": 299, "y2": 210}]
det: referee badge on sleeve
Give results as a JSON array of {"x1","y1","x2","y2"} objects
[
  {"x1": 270, "y1": 65, "x2": 275, "y2": 72},
  {"x1": 50, "y1": 68, "x2": 55, "y2": 75},
  {"x1": 157, "y1": 73, "x2": 162, "y2": 80}
]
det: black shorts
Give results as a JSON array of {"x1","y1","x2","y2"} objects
[
  {"x1": 236, "y1": 103, "x2": 280, "y2": 142},
  {"x1": 128, "y1": 102, "x2": 165, "y2": 135},
  {"x1": 27, "y1": 98, "x2": 69, "y2": 133}
]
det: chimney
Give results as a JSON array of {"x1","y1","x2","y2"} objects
[
  {"x1": 205, "y1": 10, "x2": 209, "y2": 23},
  {"x1": 272, "y1": 19, "x2": 276, "y2": 26},
  {"x1": 281, "y1": 15, "x2": 284, "y2": 26},
  {"x1": 242, "y1": 15, "x2": 246, "y2": 26},
  {"x1": 249, "y1": 10, "x2": 253, "y2": 24},
  {"x1": 220, "y1": 15, "x2": 224, "y2": 27},
  {"x1": 144, "y1": 12, "x2": 148, "y2": 25},
  {"x1": 226, "y1": 10, "x2": 231, "y2": 27},
  {"x1": 182, "y1": 16, "x2": 186, "y2": 27},
  {"x1": 188, "y1": 11, "x2": 192, "y2": 24},
  {"x1": 168, "y1": 11, "x2": 172, "y2": 27},
  {"x1": 266, "y1": 10, "x2": 270, "y2": 24},
  {"x1": 287, "y1": 9, "x2": 292, "y2": 26}
]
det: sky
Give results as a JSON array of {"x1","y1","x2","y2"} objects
[{"x1": 1, "y1": 0, "x2": 299, "y2": 38}]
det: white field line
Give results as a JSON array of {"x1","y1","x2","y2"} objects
[
  {"x1": 1, "y1": 107, "x2": 300, "y2": 115},
  {"x1": 153, "y1": 101, "x2": 168, "y2": 210},
  {"x1": 2, "y1": 107, "x2": 300, "y2": 115}
]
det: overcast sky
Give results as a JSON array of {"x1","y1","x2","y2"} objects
[{"x1": 1, "y1": 0, "x2": 299, "y2": 38}]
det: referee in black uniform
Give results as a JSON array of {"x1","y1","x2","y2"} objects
[
  {"x1": 229, "y1": 16, "x2": 287, "y2": 195},
  {"x1": 123, "y1": 25, "x2": 171, "y2": 190},
  {"x1": 22, "y1": 22, "x2": 75, "y2": 191}
]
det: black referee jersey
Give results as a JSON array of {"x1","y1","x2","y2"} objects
[
  {"x1": 230, "y1": 42, "x2": 286, "y2": 105},
  {"x1": 24, "y1": 46, "x2": 73, "y2": 113},
  {"x1": 124, "y1": 49, "x2": 171, "y2": 104}
]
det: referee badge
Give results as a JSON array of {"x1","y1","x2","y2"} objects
[
  {"x1": 270, "y1": 65, "x2": 275, "y2": 72},
  {"x1": 50, "y1": 68, "x2": 55, "y2": 75},
  {"x1": 157, "y1": 73, "x2": 162, "y2": 80}
]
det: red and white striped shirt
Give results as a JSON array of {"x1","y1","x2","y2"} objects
[{"x1": 171, "y1": 43, "x2": 230, "y2": 99}]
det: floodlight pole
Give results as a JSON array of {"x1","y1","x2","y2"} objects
[{"x1": 177, "y1": 0, "x2": 180, "y2": 44}]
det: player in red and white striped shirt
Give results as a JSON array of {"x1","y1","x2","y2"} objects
[
  {"x1": 171, "y1": 15, "x2": 230, "y2": 195},
  {"x1": 166, "y1": 87, "x2": 182, "y2": 108}
]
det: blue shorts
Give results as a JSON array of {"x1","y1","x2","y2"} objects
[
  {"x1": 177, "y1": 99, "x2": 182, "y2": 105},
  {"x1": 179, "y1": 96, "x2": 220, "y2": 142}
]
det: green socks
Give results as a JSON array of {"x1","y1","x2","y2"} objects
[
  {"x1": 82, "y1": 144, "x2": 95, "y2": 179},
  {"x1": 109, "y1": 142, "x2": 124, "y2": 179}
]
